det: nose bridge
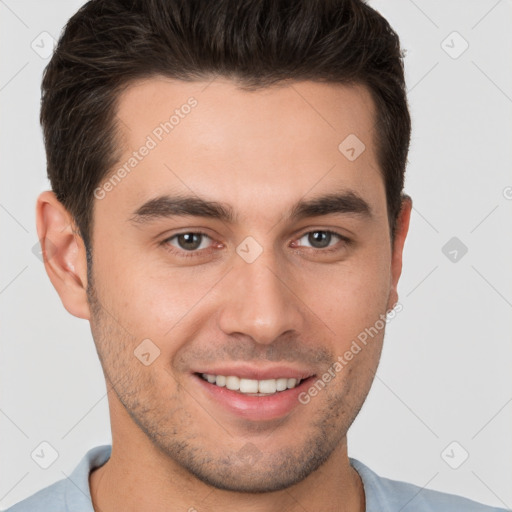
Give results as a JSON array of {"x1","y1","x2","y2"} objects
[{"x1": 217, "y1": 246, "x2": 304, "y2": 345}]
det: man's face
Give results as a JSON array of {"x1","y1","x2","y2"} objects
[{"x1": 86, "y1": 78, "x2": 405, "y2": 492}]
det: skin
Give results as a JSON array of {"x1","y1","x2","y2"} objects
[{"x1": 37, "y1": 78, "x2": 411, "y2": 512}]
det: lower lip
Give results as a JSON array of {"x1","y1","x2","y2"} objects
[{"x1": 194, "y1": 374, "x2": 315, "y2": 421}]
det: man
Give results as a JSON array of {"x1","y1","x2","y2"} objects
[{"x1": 6, "y1": 0, "x2": 506, "y2": 511}]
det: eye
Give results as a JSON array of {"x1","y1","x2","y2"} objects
[
  {"x1": 294, "y1": 230, "x2": 347, "y2": 250},
  {"x1": 165, "y1": 232, "x2": 213, "y2": 252}
]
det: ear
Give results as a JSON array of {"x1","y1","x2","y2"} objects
[
  {"x1": 387, "y1": 195, "x2": 412, "y2": 310},
  {"x1": 36, "y1": 190, "x2": 91, "y2": 320}
]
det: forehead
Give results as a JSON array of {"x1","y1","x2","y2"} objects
[{"x1": 102, "y1": 77, "x2": 385, "y2": 225}]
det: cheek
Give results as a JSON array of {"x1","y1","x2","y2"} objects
[
  {"x1": 94, "y1": 258, "x2": 226, "y2": 355},
  {"x1": 301, "y1": 254, "x2": 391, "y2": 339}
]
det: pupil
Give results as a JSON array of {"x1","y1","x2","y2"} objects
[
  {"x1": 178, "y1": 233, "x2": 202, "y2": 250},
  {"x1": 309, "y1": 231, "x2": 331, "y2": 248}
]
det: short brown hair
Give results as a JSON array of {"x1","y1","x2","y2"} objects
[{"x1": 41, "y1": 0, "x2": 411, "y2": 252}]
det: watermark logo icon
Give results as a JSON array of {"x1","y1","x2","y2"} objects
[
  {"x1": 338, "y1": 134, "x2": 366, "y2": 161},
  {"x1": 31, "y1": 441, "x2": 59, "y2": 469},
  {"x1": 442, "y1": 237, "x2": 468, "y2": 263},
  {"x1": 32, "y1": 238, "x2": 57, "y2": 262},
  {"x1": 237, "y1": 442, "x2": 263, "y2": 465},
  {"x1": 134, "y1": 338, "x2": 161, "y2": 366},
  {"x1": 441, "y1": 31, "x2": 469, "y2": 59},
  {"x1": 31, "y1": 32, "x2": 56, "y2": 59},
  {"x1": 236, "y1": 236, "x2": 263, "y2": 264},
  {"x1": 441, "y1": 441, "x2": 469, "y2": 469}
]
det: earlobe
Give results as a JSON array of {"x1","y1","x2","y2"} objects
[
  {"x1": 387, "y1": 195, "x2": 412, "y2": 311},
  {"x1": 36, "y1": 190, "x2": 91, "y2": 320}
]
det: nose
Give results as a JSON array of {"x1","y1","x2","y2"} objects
[{"x1": 217, "y1": 249, "x2": 305, "y2": 345}]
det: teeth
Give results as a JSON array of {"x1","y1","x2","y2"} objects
[
  {"x1": 239, "y1": 378, "x2": 259, "y2": 393},
  {"x1": 225, "y1": 376, "x2": 240, "y2": 391},
  {"x1": 287, "y1": 378, "x2": 297, "y2": 389},
  {"x1": 276, "y1": 378, "x2": 288, "y2": 391},
  {"x1": 201, "y1": 374, "x2": 303, "y2": 394},
  {"x1": 258, "y1": 379, "x2": 277, "y2": 394}
]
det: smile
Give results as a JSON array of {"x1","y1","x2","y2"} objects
[{"x1": 200, "y1": 373, "x2": 303, "y2": 395}]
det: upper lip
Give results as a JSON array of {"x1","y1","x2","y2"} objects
[{"x1": 192, "y1": 365, "x2": 315, "y2": 381}]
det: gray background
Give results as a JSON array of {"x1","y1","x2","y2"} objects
[{"x1": 1, "y1": 0, "x2": 511, "y2": 509}]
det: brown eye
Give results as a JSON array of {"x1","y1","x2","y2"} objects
[
  {"x1": 297, "y1": 230, "x2": 344, "y2": 250},
  {"x1": 165, "y1": 232, "x2": 212, "y2": 252}
]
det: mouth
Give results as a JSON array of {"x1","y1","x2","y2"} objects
[
  {"x1": 192, "y1": 368, "x2": 316, "y2": 421},
  {"x1": 198, "y1": 373, "x2": 304, "y2": 396}
]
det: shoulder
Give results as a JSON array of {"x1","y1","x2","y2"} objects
[
  {"x1": 4, "y1": 479, "x2": 67, "y2": 512},
  {"x1": 350, "y1": 458, "x2": 507, "y2": 512},
  {"x1": 3, "y1": 445, "x2": 111, "y2": 512}
]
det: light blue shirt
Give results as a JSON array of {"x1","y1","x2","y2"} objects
[{"x1": 4, "y1": 445, "x2": 507, "y2": 511}]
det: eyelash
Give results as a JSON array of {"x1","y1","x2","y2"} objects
[
  {"x1": 290, "y1": 231, "x2": 351, "y2": 254},
  {"x1": 161, "y1": 231, "x2": 217, "y2": 259},
  {"x1": 160, "y1": 230, "x2": 351, "y2": 259}
]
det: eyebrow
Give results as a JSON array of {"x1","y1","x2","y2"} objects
[
  {"x1": 290, "y1": 191, "x2": 372, "y2": 221},
  {"x1": 130, "y1": 195, "x2": 235, "y2": 225},
  {"x1": 128, "y1": 190, "x2": 372, "y2": 226}
]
